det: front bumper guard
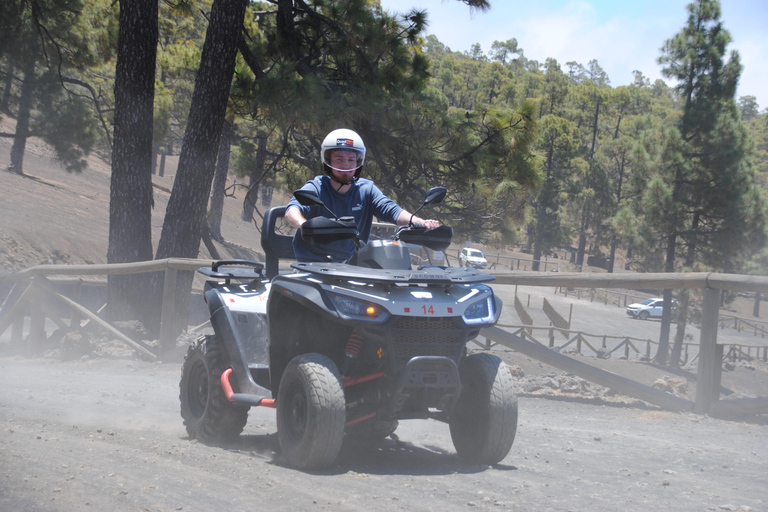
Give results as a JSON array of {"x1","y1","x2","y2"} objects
[{"x1": 387, "y1": 356, "x2": 462, "y2": 422}]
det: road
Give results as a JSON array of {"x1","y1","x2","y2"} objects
[{"x1": 1, "y1": 356, "x2": 766, "y2": 512}]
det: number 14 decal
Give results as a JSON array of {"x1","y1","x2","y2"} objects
[{"x1": 421, "y1": 305, "x2": 435, "y2": 315}]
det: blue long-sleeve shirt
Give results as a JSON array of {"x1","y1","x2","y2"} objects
[{"x1": 286, "y1": 175, "x2": 403, "y2": 262}]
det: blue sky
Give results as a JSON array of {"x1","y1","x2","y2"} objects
[{"x1": 378, "y1": 0, "x2": 767, "y2": 109}]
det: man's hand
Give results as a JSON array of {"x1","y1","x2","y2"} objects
[{"x1": 412, "y1": 217, "x2": 440, "y2": 230}]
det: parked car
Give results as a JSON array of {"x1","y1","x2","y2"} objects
[
  {"x1": 626, "y1": 298, "x2": 678, "y2": 320},
  {"x1": 459, "y1": 247, "x2": 488, "y2": 268}
]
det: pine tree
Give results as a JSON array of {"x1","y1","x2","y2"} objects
[
  {"x1": 650, "y1": 0, "x2": 767, "y2": 365},
  {"x1": 106, "y1": 0, "x2": 158, "y2": 322},
  {"x1": 0, "y1": 0, "x2": 100, "y2": 175}
]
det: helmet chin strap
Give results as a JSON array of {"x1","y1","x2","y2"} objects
[{"x1": 329, "y1": 172, "x2": 357, "y2": 191}]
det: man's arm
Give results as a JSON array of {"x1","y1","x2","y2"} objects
[
  {"x1": 285, "y1": 205, "x2": 306, "y2": 229},
  {"x1": 395, "y1": 210, "x2": 440, "y2": 230}
]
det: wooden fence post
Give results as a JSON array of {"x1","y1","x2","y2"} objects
[
  {"x1": 159, "y1": 267, "x2": 178, "y2": 358},
  {"x1": 12, "y1": 316, "x2": 24, "y2": 344},
  {"x1": 695, "y1": 287, "x2": 720, "y2": 414},
  {"x1": 714, "y1": 344, "x2": 724, "y2": 397},
  {"x1": 28, "y1": 280, "x2": 46, "y2": 351},
  {"x1": 70, "y1": 280, "x2": 83, "y2": 329}
]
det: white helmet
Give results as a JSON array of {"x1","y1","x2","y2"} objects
[{"x1": 320, "y1": 128, "x2": 366, "y2": 176}]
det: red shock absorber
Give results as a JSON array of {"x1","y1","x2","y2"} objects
[{"x1": 341, "y1": 330, "x2": 364, "y2": 374}]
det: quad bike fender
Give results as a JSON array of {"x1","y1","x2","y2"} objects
[
  {"x1": 492, "y1": 295, "x2": 503, "y2": 323},
  {"x1": 267, "y1": 276, "x2": 339, "y2": 396},
  {"x1": 205, "y1": 288, "x2": 272, "y2": 404},
  {"x1": 267, "y1": 277, "x2": 338, "y2": 319}
]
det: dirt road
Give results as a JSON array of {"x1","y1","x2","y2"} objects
[{"x1": 1, "y1": 356, "x2": 766, "y2": 512}]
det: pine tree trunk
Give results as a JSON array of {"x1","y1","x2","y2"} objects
[
  {"x1": 151, "y1": 0, "x2": 248, "y2": 336},
  {"x1": 106, "y1": 0, "x2": 158, "y2": 323},
  {"x1": 241, "y1": 132, "x2": 267, "y2": 222},
  {"x1": 208, "y1": 116, "x2": 234, "y2": 241},
  {"x1": 655, "y1": 232, "x2": 677, "y2": 366},
  {"x1": 8, "y1": 64, "x2": 34, "y2": 175},
  {"x1": 670, "y1": 290, "x2": 689, "y2": 367},
  {"x1": 575, "y1": 227, "x2": 587, "y2": 267},
  {"x1": 158, "y1": 149, "x2": 166, "y2": 177},
  {"x1": 1, "y1": 61, "x2": 14, "y2": 113},
  {"x1": 670, "y1": 211, "x2": 700, "y2": 367},
  {"x1": 607, "y1": 236, "x2": 617, "y2": 273},
  {"x1": 152, "y1": 142, "x2": 160, "y2": 175}
]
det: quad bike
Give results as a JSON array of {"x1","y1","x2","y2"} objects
[{"x1": 180, "y1": 187, "x2": 518, "y2": 470}]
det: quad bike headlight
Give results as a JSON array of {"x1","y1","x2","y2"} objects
[
  {"x1": 329, "y1": 293, "x2": 390, "y2": 322},
  {"x1": 463, "y1": 296, "x2": 494, "y2": 325}
]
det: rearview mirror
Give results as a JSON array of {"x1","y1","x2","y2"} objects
[
  {"x1": 293, "y1": 188, "x2": 324, "y2": 207},
  {"x1": 408, "y1": 186, "x2": 446, "y2": 225},
  {"x1": 423, "y1": 186, "x2": 447, "y2": 207},
  {"x1": 293, "y1": 188, "x2": 338, "y2": 220}
]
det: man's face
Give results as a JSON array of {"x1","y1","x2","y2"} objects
[{"x1": 329, "y1": 149, "x2": 359, "y2": 183}]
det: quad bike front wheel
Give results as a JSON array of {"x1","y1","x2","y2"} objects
[
  {"x1": 449, "y1": 353, "x2": 517, "y2": 465},
  {"x1": 277, "y1": 353, "x2": 346, "y2": 470},
  {"x1": 179, "y1": 335, "x2": 249, "y2": 443}
]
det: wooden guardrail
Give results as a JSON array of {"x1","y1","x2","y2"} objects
[
  {"x1": 0, "y1": 258, "x2": 215, "y2": 360},
  {"x1": 542, "y1": 297, "x2": 571, "y2": 338},
  {"x1": 2, "y1": 264, "x2": 768, "y2": 415},
  {"x1": 513, "y1": 294, "x2": 533, "y2": 334},
  {"x1": 718, "y1": 314, "x2": 768, "y2": 339},
  {"x1": 485, "y1": 271, "x2": 768, "y2": 415}
]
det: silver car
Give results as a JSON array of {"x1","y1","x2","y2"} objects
[{"x1": 626, "y1": 298, "x2": 677, "y2": 320}]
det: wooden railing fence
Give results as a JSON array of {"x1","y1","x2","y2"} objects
[
  {"x1": 559, "y1": 286, "x2": 768, "y2": 337},
  {"x1": 542, "y1": 297, "x2": 571, "y2": 338},
  {"x1": 484, "y1": 271, "x2": 768, "y2": 416},
  {"x1": 513, "y1": 294, "x2": 533, "y2": 334},
  {"x1": 0, "y1": 258, "x2": 215, "y2": 360},
  {"x1": 2, "y1": 263, "x2": 768, "y2": 416}
]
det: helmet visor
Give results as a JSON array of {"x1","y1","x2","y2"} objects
[{"x1": 323, "y1": 147, "x2": 365, "y2": 172}]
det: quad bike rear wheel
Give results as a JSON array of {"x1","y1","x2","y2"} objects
[
  {"x1": 449, "y1": 353, "x2": 517, "y2": 465},
  {"x1": 277, "y1": 353, "x2": 346, "y2": 470},
  {"x1": 180, "y1": 335, "x2": 249, "y2": 443}
]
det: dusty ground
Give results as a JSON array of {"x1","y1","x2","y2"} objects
[
  {"x1": 1, "y1": 355, "x2": 767, "y2": 512},
  {"x1": 2, "y1": 118, "x2": 768, "y2": 511}
]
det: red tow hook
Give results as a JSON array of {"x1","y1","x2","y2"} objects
[
  {"x1": 220, "y1": 368, "x2": 277, "y2": 408},
  {"x1": 342, "y1": 371, "x2": 385, "y2": 387}
]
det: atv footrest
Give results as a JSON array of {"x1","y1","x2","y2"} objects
[{"x1": 229, "y1": 393, "x2": 274, "y2": 407}]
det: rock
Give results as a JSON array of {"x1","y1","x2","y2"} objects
[
  {"x1": 508, "y1": 365, "x2": 525, "y2": 378},
  {"x1": 596, "y1": 348, "x2": 611, "y2": 359},
  {"x1": 113, "y1": 320, "x2": 150, "y2": 341},
  {"x1": 59, "y1": 331, "x2": 93, "y2": 360},
  {"x1": 722, "y1": 391, "x2": 757, "y2": 400},
  {"x1": 652, "y1": 376, "x2": 689, "y2": 397}
]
